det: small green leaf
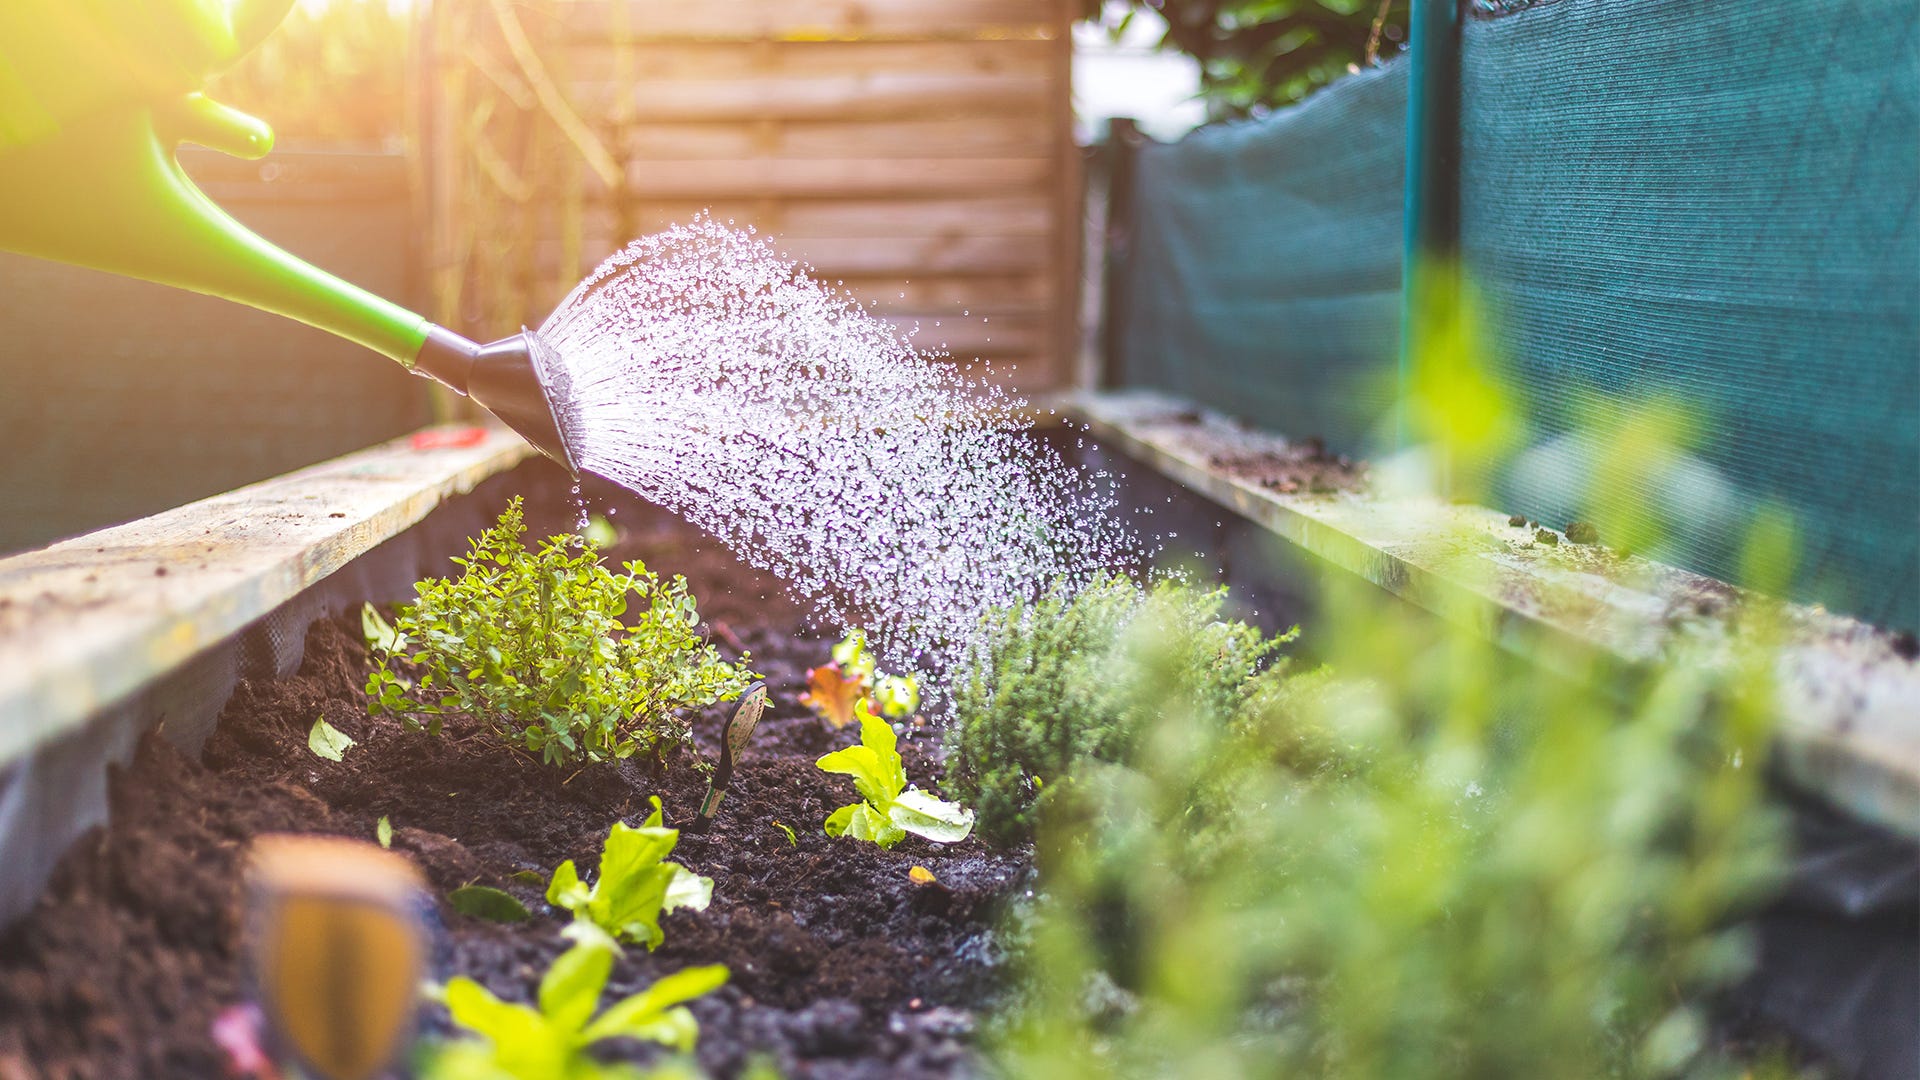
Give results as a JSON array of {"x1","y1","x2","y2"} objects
[
  {"x1": 773, "y1": 821, "x2": 798, "y2": 847},
  {"x1": 376, "y1": 815, "x2": 392, "y2": 848},
  {"x1": 510, "y1": 868, "x2": 545, "y2": 887},
  {"x1": 308, "y1": 716, "x2": 356, "y2": 762},
  {"x1": 538, "y1": 939, "x2": 614, "y2": 1035},
  {"x1": 450, "y1": 885, "x2": 530, "y2": 923},
  {"x1": 360, "y1": 602, "x2": 401, "y2": 653}
]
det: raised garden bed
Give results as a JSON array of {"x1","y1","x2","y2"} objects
[
  {"x1": 0, "y1": 484, "x2": 1025, "y2": 1078},
  {"x1": 0, "y1": 418, "x2": 1912, "y2": 1080}
]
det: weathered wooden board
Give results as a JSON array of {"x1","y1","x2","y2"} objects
[
  {"x1": 1062, "y1": 389, "x2": 1920, "y2": 838},
  {"x1": 0, "y1": 427, "x2": 533, "y2": 766}
]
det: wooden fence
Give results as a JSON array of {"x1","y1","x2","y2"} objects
[{"x1": 421, "y1": 0, "x2": 1079, "y2": 390}]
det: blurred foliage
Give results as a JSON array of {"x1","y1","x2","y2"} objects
[
  {"x1": 992, "y1": 570, "x2": 1793, "y2": 1078},
  {"x1": 211, "y1": 0, "x2": 411, "y2": 144},
  {"x1": 1084, "y1": 0, "x2": 1413, "y2": 118},
  {"x1": 983, "y1": 264, "x2": 1801, "y2": 1076},
  {"x1": 944, "y1": 573, "x2": 1299, "y2": 846}
]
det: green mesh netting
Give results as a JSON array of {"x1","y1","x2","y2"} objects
[
  {"x1": 1114, "y1": 1, "x2": 1918, "y2": 632},
  {"x1": 1461, "y1": 0, "x2": 1919, "y2": 631},
  {"x1": 1115, "y1": 63, "x2": 1407, "y2": 452}
]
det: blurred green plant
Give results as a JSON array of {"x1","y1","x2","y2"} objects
[
  {"x1": 802, "y1": 629, "x2": 921, "y2": 728},
  {"x1": 211, "y1": 0, "x2": 411, "y2": 144},
  {"x1": 1085, "y1": 0, "x2": 1412, "y2": 117},
  {"x1": 366, "y1": 497, "x2": 758, "y2": 768},
  {"x1": 985, "y1": 262, "x2": 1797, "y2": 1076},
  {"x1": 944, "y1": 572, "x2": 1300, "y2": 846},
  {"x1": 548, "y1": 797, "x2": 714, "y2": 950},
  {"x1": 993, "y1": 566, "x2": 1789, "y2": 1077},
  {"x1": 422, "y1": 924, "x2": 726, "y2": 1079}
]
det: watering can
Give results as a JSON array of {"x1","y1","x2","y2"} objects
[{"x1": 0, "y1": 0, "x2": 577, "y2": 472}]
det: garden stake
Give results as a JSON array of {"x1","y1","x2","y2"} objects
[
  {"x1": 246, "y1": 835, "x2": 428, "y2": 1080},
  {"x1": 0, "y1": 1, "x2": 580, "y2": 474},
  {"x1": 688, "y1": 682, "x2": 768, "y2": 834}
]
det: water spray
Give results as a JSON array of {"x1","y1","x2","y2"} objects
[{"x1": 0, "y1": 1, "x2": 579, "y2": 473}]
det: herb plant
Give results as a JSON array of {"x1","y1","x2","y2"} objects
[
  {"x1": 818, "y1": 702, "x2": 973, "y2": 849},
  {"x1": 944, "y1": 572, "x2": 1298, "y2": 846},
  {"x1": 431, "y1": 925, "x2": 726, "y2": 1079},
  {"x1": 366, "y1": 498, "x2": 757, "y2": 768},
  {"x1": 549, "y1": 798, "x2": 713, "y2": 950}
]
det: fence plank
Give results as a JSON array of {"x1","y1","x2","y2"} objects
[
  {"x1": 616, "y1": 116, "x2": 1054, "y2": 161},
  {"x1": 584, "y1": 196, "x2": 1055, "y2": 239},
  {"x1": 559, "y1": 38, "x2": 1054, "y2": 80},
  {"x1": 569, "y1": 72, "x2": 1052, "y2": 122},
  {"x1": 619, "y1": 157, "x2": 1052, "y2": 199},
  {"x1": 556, "y1": 0, "x2": 1059, "y2": 41}
]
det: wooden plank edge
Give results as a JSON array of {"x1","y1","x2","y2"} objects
[
  {"x1": 1053, "y1": 388, "x2": 1920, "y2": 838},
  {"x1": 0, "y1": 426, "x2": 535, "y2": 766}
]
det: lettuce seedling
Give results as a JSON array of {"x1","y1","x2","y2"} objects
[
  {"x1": 366, "y1": 498, "x2": 757, "y2": 768},
  {"x1": 436, "y1": 924, "x2": 726, "y2": 1079},
  {"x1": 817, "y1": 703, "x2": 973, "y2": 849},
  {"x1": 548, "y1": 798, "x2": 713, "y2": 949}
]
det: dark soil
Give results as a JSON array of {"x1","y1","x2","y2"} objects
[{"x1": 0, "y1": 507, "x2": 1029, "y2": 1079}]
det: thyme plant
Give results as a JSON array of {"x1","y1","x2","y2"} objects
[
  {"x1": 944, "y1": 572, "x2": 1299, "y2": 846},
  {"x1": 367, "y1": 498, "x2": 756, "y2": 768}
]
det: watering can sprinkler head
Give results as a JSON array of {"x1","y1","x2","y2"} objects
[
  {"x1": 0, "y1": 0, "x2": 583, "y2": 475},
  {"x1": 414, "y1": 327, "x2": 580, "y2": 474}
]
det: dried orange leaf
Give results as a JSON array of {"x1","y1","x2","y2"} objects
[{"x1": 800, "y1": 661, "x2": 870, "y2": 729}]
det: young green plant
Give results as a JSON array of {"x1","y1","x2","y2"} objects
[
  {"x1": 430, "y1": 924, "x2": 726, "y2": 1080},
  {"x1": 800, "y1": 629, "x2": 920, "y2": 728},
  {"x1": 817, "y1": 702, "x2": 972, "y2": 849},
  {"x1": 365, "y1": 498, "x2": 757, "y2": 768},
  {"x1": 548, "y1": 798, "x2": 712, "y2": 950}
]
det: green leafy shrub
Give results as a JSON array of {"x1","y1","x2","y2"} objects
[
  {"x1": 944, "y1": 572, "x2": 1298, "y2": 846},
  {"x1": 367, "y1": 499, "x2": 757, "y2": 768},
  {"x1": 819, "y1": 703, "x2": 973, "y2": 849},
  {"x1": 549, "y1": 798, "x2": 713, "y2": 949},
  {"x1": 427, "y1": 925, "x2": 726, "y2": 1079},
  {"x1": 993, "y1": 577, "x2": 1789, "y2": 1080}
]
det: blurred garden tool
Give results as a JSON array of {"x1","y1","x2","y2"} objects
[
  {"x1": 0, "y1": 1, "x2": 578, "y2": 472},
  {"x1": 247, "y1": 834, "x2": 427, "y2": 1080}
]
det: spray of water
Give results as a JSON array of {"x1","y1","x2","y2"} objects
[{"x1": 535, "y1": 216, "x2": 1138, "y2": 673}]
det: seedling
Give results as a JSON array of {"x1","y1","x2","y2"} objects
[
  {"x1": 434, "y1": 923, "x2": 727, "y2": 1078},
  {"x1": 688, "y1": 682, "x2": 768, "y2": 834},
  {"x1": 366, "y1": 499, "x2": 757, "y2": 768},
  {"x1": 817, "y1": 702, "x2": 972, "y2": 849},
  {"x1": 548, "y1": 798, "x2": 712, "y2": 949},
  {"x1": 801, "y1": 629, "x2": 920, "y2": 728}
]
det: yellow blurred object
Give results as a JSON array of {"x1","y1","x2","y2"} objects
[
  {"x1": 248, "y1": 834, "x2": 428, "y2": 1080},
  {"x1": 908, "y1": 866, "x2": 936, "y2": 885}
]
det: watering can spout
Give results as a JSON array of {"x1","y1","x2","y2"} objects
[{"x1": 0, "y1": 1, "x2": 580, "y2": 474}]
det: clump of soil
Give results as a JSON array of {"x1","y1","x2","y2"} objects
[
  {"x1": 1209, "y1": 435, "x2": 1367, "y2": 496},
  {"x1": 0, "y1": 511, "x2": 1028, "y2": 1079}
]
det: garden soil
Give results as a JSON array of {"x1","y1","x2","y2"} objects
[{"x1": 0, "y1": 501, "x2": 1030, "y2": 1080}]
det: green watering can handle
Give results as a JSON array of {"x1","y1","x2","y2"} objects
[{"x1": 0, "y1": 0, "x2": 433, "y2": 365}]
